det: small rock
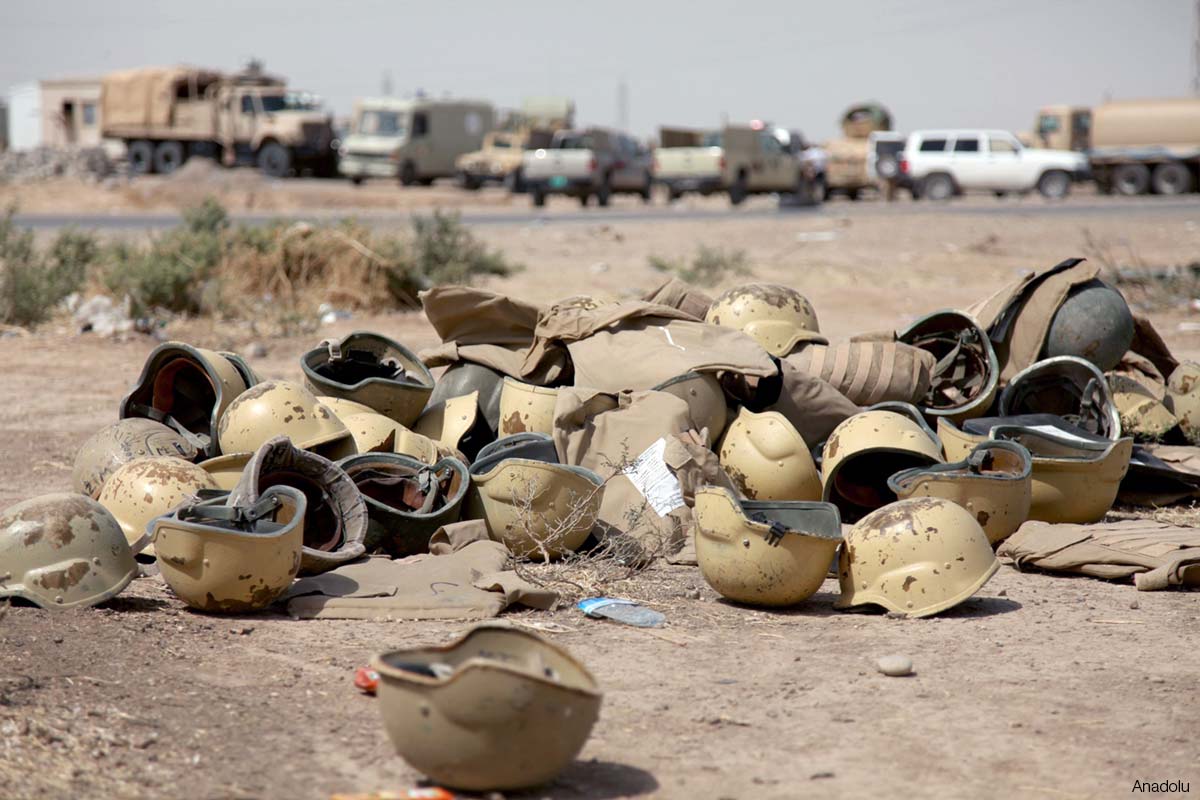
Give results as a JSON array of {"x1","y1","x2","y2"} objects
[
  {"x1": 246, "y1": 342, "x2": 269, "y2": 358},
  {"x1": 52, "y1": 635, "x2": 63, "y2": 644},
  {"x1": 1129, "y1": 599, "x2": 1140, "y2": 610},
  {"x1": 810, "y1": 771, "x2": 835, "y2": 780},
  {"x1": 133, "y1": 732, "x2": 158, "y2": 749},
  {"x1": 1150, "y1": 676, "x2": 1166, "y2": 684},
  {"x1": 997, "y1": 589, "x2": 1007, "y2": 597},
  {"x1": 229, "y1": 626, "x2": 254, "y2": 636},
  {"x1": 686, "y1": 588, "x2": 701, "y2": 600},
  {"x1": 884, "y1": 611, "x2": 907, "y2": 620},
  {"x1": 876, "y1": 655, "x2": 914, "y2": 677}
]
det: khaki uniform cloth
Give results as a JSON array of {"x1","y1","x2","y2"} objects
[
  {"x1": 1131, "y1": 313, "x2": 1179, "y2": 379},
  {"x1": 999, "y1": 519, "x2": 1200, "y2": 590},
  {"x1": 786, "y1": 341, "x2": 935, "y2": 407},
  {"x1": 968, "y1": 258, "x2": 1099, "y2": 382},
  {"x1": 551, "y1": 389, "x2": 736, "y2": 558},
  {"x1": 282, "y1": 540, "x2": 557, "y2": 620},
  {"x1": 640, "y1": 276, "x2": 713, "y2": 320},
  {"x1": 767, "y1": 359, "x2": 861, "y2": 446}
]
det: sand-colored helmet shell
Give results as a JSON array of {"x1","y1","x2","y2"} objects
[
  {"x1": 694, "y1": 486, "x2": 842, "y2": 606},
  {"x1": 705, "y1": 283, "x2": 827, "y2": 356},
  {"x1": 217, "y1": 380, "x2": 356, "y2": 461},
  {"x1": 151, "y1": 485, "x2": 306, "y2": 613},
  {"x1": 898, "y1": 309, "x2": 999, "y2": 424},
  {"x1": 72, "y1": 418, "x2": 198, "y2": 498},
  {"x1": 316, "y1": 396, "x2": 376, "y2": 423},
  {"x1": 428, "y1": 362, "x2": 506, "y2": 435},
  {"x1": 889, "y1": 440, "x2": 1033, "y2": 545},
  {"x1": 414, "y1": 391, "x2": 493, "y2": 461},
  {"x1": 990, "y1": 425, "x2": 1132, "y2": 524},
  {"x1": 718, "y1": 408, "x2": 821, "y2": 501},
  {"x1": 119, "y1": 342, "x2": 255, "y2": 457},
  {"x1": 835, "y1": 497, "x2": 1000, "y2": 618},
  {"x1": 999, "y1": 356, "x2": 1122, "y2": 440},
  {"x1": 0, "y1": 493, "x2": 137, "y2": 610},
  {"x1": 197, "y1": 452, "x2": 252, "y2": 491},
  {"x1": 97, "y1": 456, "x2": 220, "y2": 556},
  {"x1": 1109, "y1": 374, "x2": 1177, "y2": 440},
  {"x1": 338, "y1": 452, "x2": 469, "y2": 557},
  {"x1": 1166, "y1": 362, "x2": 1200, "y2": 445},
  {"x1": 936, "y1": 417, "x2": 991, "y2": 462},
  {"x1": 498, "y1": 378, "x2": 559, "y2": 436},
  {"x1": 371, "y1": 626, "x2": 602, "y2": 792},
  {"x1": 654, "y1": 372, "x2": 728, "y2": 444},
  {"x1": 301, "y1": 332, "x2": 434, "y2": 427},
  {"x1": 341, "y1": 412, "x2": 440, "y2": 464},
  {"x1": 821, "y1": 403, "x2": 944, "y2": 524}
]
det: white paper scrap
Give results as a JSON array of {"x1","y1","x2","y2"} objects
[{"x1": 622, "y1": 437, "x2": 686, "y2": 517}]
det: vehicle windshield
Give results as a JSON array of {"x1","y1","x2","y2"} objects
[
  {"x1": 258, "y1": 92, "x2": 322, "y2": 113},
  {"x1": 701, "y1": 132, "x2": 723, "y2": 147},
  {"x1": 357, "y1": 109, "x2": 407, "y2": 137},
  {"x1": 1038, "y1": 114, "x2": 1061, "y2": 134},
  {"x1": 555, "y1": 134, "x2": 595, "y2": 150}
]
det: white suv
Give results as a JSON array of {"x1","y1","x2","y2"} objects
[{"x1": 902, "y1": 129, "x2": 1088, "y2": 201}]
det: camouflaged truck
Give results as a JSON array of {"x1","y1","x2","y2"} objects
[
  {"x1": 100, "y1": 64, "x2": 336, "y2": 177},
  {"x1": 455, "y1": 96, "x2": 572, "y2": 192}
]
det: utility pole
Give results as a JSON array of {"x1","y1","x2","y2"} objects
[
  {"x1": 1193, "y1": 0, "x2": 1200, "y2": 95},
  {"x1": 617, "y1": 77, "x2": 629, "y2": 131},
  {"x1": 381, "y1": 70, "x2": 394, "y2": 97}
]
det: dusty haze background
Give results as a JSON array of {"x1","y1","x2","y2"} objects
[{"x1": 0, "y1": 0, "x2": 1192, "y2": 139}]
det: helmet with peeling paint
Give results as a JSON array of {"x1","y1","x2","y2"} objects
[
  {"x1": 152, "y1": 485, "x2": 306, "y2": 613},
  {"x1": 889, "y1": 440, "x2": 1032, "y2": 545},
  {"x1": 97, "y1": 456, "x2": 220, "y2": 556},
  {"x1": 717, "y1": 407, "x2": 821, "y2": 501},
  {"x1": 414, "y1": 391, "x2": 493, "y2": 462},
  {"x1": 217, "y1": 380, "x2": 356, "y2": 461},
  {"x1": 498, "y1": 378, "x2": 559, "y2": 437},
  {"x1": 1166, "y1": 362, "x2": 1200, "y2": 445},
  {"x1": 72, "y1": 418, "x2": 198, "y2": 499},
  {"x1": 301, "y1": 332, "x2": 434, "y2": 427},
  {"x1": 427, "y1": 362, "x2": 506, "y2": 435},
  {"x1": 835, "y1": 496, "x2": 1000, "y2": 618},
  {"x1": 371, "y1": 625, "x2": 602, "y2": 792},
  {"x1": 705, "y1": 283, "x2": 827, "y2": 356},
  {"x1": 341, "y1": 412, "x2": 442, "y2": 464},
  {"x1": 1109, "y1": 373, "x2": 1177, "y2": 440},
  {"x1": 0, "y1": 493, "x2": 137, "y2": 610},
  {"x1": 694, "y1": 485, "x2": 842, "y2": 606}
]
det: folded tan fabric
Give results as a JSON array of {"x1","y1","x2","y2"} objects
[
  {"x1": 786, "y1": 340, "x2": 934, "y2": 407},
  {"x1": 640, "y1": 276, "x2": 713, "y2": 320},
  {"x1": 283, "y1": 541, "x2": 558, "y2": 619},
  {"x1": 767, "y1": 359, "x2": 860, "y2": 446},
  {"x1": 998, "y1": 519, "x2": 1200, "y2": 591}
]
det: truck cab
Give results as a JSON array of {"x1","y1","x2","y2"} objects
[
  {"x1": 1030, "y1": 106, "x2": 1092, "y2": 151},
  {"x1": 721, "y1": 123, "x2": 806, "y2": 205},
  {"x1": 219, "y1": 85, "x2": 334, "y2": 176}
]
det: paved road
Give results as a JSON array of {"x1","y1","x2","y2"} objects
[{"x1": 13, "y1": 196, "x2": 1200, "y2": 231}]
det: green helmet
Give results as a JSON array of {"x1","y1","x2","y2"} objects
[{"x1": 301, "y1": 332, "x2": 434, "y2": 427}]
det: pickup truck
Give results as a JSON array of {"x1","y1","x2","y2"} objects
[
  {"x1": 721, "y1": 123, "x2": 813, "y2": 205},
  {"x1": 654, "y1": 127, "x2": 724, "y2": 201},
  {"x1": 523, "y1": 127, "x2": 653, "y2": 207}
]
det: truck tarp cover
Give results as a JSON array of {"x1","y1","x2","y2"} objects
[{"x1": 101, "y1": 67, "x2": 221, "y2": 129}]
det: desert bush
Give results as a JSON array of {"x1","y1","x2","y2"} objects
[
  {"x1": 405, "y1": 210, "x2": 519, "y2": 286},
  {"x1": 650, "y1": 244, "x2": 751, "y2": 286},
  {"x1": 0, "y1": 208, "x2": 96, "y2": 327}
]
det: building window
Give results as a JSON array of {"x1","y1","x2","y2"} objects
[{"x1": 82, "y1": 102, "x2": 96, "y2": 126}]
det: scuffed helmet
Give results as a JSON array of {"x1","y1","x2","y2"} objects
[
  {"x1": 1043, "y1": 279, "x2": 1134, "y2": 372},
  {"x1": 821, "y1": 402, "x2": 944, "y2": 523},
  {"x1": 999, "y1": 356, "x2": 1121, "y2": 440},
  {"x1": 413, "y1": 392, "x2": 494, "y2": 462},
  {"x1": 97, "y1": 457, "x2": 220, "y2": 556},
  {"x1": 1166, "y1": 362, "x2": 1200, "y2": 445},
  {"x1": 152, "y1": 485, "x2": 306, "y2": 613},
  {"x1": 301, "y1": 332, "x2": 434, "y2": 427},
  {"x1": 705, "y1": 283, "x2": 827, "y2": 356},
  {"x1": 338, "y1": 452, "x2": 469, "y2": 557},
  {"x1": 217, "y1": 380, "x2": 356, "y2": 461},
  {"x1": 227, "y1": 437, "x2": 367, "y2": 575},
  {"x1": 717, "y1": 407, "x2": 821, "y2": 501},
  {"x1": 1109, "y1": 373, "x2": 1177, "y2": 440},
  {"x1": 654, "y1": 372, "x2": 728, "y2": 445},
  {"x1": 428, "y1": 362, "x2": 506, "y2": 435},
  {"x1": 341, "y1": 412, "x2": 441, "y2": 463},
  {"x1": 371, "y1": 626, "x2": 602, "y2": 792},
  {"x1": 889, "y1": 440, "x2": 1033, "y2": 545},
  {"x1": 0, "y1": 493, "x2": 137, "y2": 610},
  {"x1": 898, "y1": 310, "x2": 999, "y2": 423},
  {"x1": 316, "y1": 396, "x2": 376, "y2": 422},
  {"x1": 498, "y1": 378, "x2": 559, "y2": 437},
  {"x1": 119, "y1": 342, "x2": 257, "y2": 457},
  {"x1": 72, "y1": 418, "x2": 198, "y2": 498},
  {"x1": 197, "y1": 452, "x2": 252, "y2": 491},
  {"x1": 835, "y1": 497, "x2": 1000, "y2": 618},
  {"x1": 694, "y1": 486, "x2": 842, "y2": 606}
]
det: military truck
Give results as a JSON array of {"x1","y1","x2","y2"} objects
[
  {"x1": 523, "y1": 127, "x2": 653, "y2": 207},
  {"x1": 339, "y1": 98, "x2": 494, "y2": 186},
  {"x1": 654, "y1": 127, "x2": 724, "y2": 201},
  {"x1": 721, "y1": 123, "x2": 815, "y2": 205},
  {"x1": 822, "y1": 102, "x2": 893, "y2": 200},
  {"x1": 455, "y1": 97, "x2": 572, "y2": 192},
  {"x1": 1031, "y1": 99, "x2": 1200, "y2": 195},
  {"x1": 100, "y1": 65, "x2": 336, "y2": 177}
]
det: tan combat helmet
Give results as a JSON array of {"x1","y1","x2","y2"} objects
[
  {"x1": 889, "y1": 440, "x2": 1033, "y2": 545},
  {"x1": 227, "y1": 437, "x2": 367, "y2": 575},
  {"x1": 694, "y1": 486, "x2": 842, "y2": 606},
  {"x1": 0, "y1": 493, "x2": 138, "y2": 610},
  {"x1": 371, "y1": 626, "x2": 602, "y2": 792},
  {"x1": 197, "y1": 452, "x2": 252, "y2": 491},
  {"x1": 1108, "y1": 373, "x2": 1177, "y2": 440},
  {"x1": 999, "y1": 356, "x2": 1122, "y2": 440},
  {"x1": 414, "y1": 391, "x2": 493, "y2": 462},
  {"x1": 821, "y1": 402, "x2": 944, "y2": 523},
  {"x1": 340, "y1": 412, "x2": 440, "y2": 463},
  {"x1": 119, "y1": 342, "x2": 257, "y2": 457},
  {"x1": 338, "y1": 452, "x2": 469, "y2": 557},
  {"x1": 97, "y1": 456, "x2": 221, "y2": 556},
  {"x1": 427, "y1": 362, "x2": 506, "y2": 435},
  {"x1": 654, "y1": 372, "x2": 728, "y2": 444},
  {"x1": 498, "y1": 378, "x2": 559, "y2": 437},
  {"x1": 718, "y1": 407, "x2": 821, "y2": 501},
  {"x1": 316, "y1": 396, "x2": 376, "y2": 422},
  {"x1": 301, "y1": 332, "x2": 434, "y2": 427},
  {"x1": 1166, "y1": 362, "x2": 1200, "y2": 445},
  {"x1": 990, "y1": 425, "x2": 1132, "y2": 524},
  {"x1": 467, "y1": 434, "x2": 603, "y2": 560},
  {"x1": 935, "y1": 417, "x2": 990, "y2": 462},
  {"x1": 152, "y1": 485, "x2": 306, "y2": 613},
  {"x1": 835, "y1": 497, "x2": 1000, "y2": 618},
  {"x1": 898, "y1": 309, "x2": 999, "y2": 424},
  {"x1": 217, "y1": 380, "x2": 357, "y2": 461},
  {"x1": 705, "y1": 283, "x2": 827, "y2": 356},
  {"x1": 72, "y1": 418, "x2": 199, "y2": 498}
]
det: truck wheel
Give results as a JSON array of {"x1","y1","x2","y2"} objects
[
  {"x1": 127, "y1": 140, "x2": 155, "y2": 175},
  {"x1": 846, "y1": 187, "x2": 861, "y2": 202},
  {"x1": 399, "y1": 162, "x2": 418, "y2": 186},
  {"x1": 532, "y1": 186, "x2": 546, "y2": 207},
  {"x1": 1036, "y1": 170, "x2": 1071, "y2": 199},
  {"x1": 579, "y1": 193, "x2": 590, "y2": 207},
  {"x1": 257, "y1": 143, "x2": 292, "y2": 178},
  {"x1": 350, "y1": 176, "x2": 364, "y2": 186},
  {"x1": 728, "y1": 173, "x2": 748, "y2": 206},
  {"x1": 1151, "y1": 162, "x2": 1193, "y2": 195},
  {"x1": 153, "y1": 141, "x2": 186, "y2": 175},
  {"x1": 1112, "y1": 164, "x2": 1150, "y2": 196},
  {"x1": 459, "y1": 172, "x2": 482, "y2": 191},
  {"x1": 921, "y1": 173, "x2": 955, "y2": 202},
  {"x1": 640, "y1": 173, "x2": 653, "y2": 203},
  {"x1": 596, "y1": 178, "x2": 612, "y2": 207},
  {"x1": 666, "y1": 187, "x2": 682, "y2": 203},
  {"x1": 506, "y1": 168, "x2": 526, "y2": 194}
]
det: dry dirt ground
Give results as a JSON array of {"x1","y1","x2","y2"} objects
[{"x1": 2, "y1": 181, "x2": 1199, "y2": 800}]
